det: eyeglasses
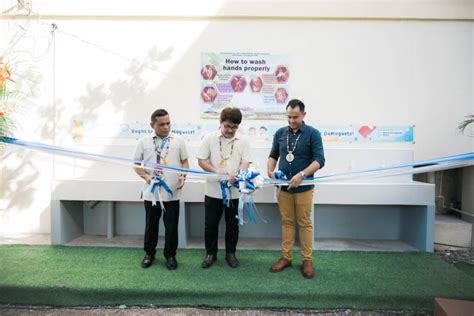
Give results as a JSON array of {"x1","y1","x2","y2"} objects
[{"x1": 222, "y1": 123, "x2": 239, "y2": 131}]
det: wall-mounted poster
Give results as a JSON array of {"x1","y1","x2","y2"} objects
[
  {"x1": 73, "y1": 121, "x2": 414, "y2": 143},
  {"x1": 200, "y1": 52, "x2": 289, "y2": 120},
  {"x1": 320, "y1": 125, "x2": 414, "y2": 142}
]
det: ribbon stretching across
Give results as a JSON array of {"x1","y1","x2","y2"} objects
[{"x1": 2, "y1": 137, "x2": 473, "y2": 224}]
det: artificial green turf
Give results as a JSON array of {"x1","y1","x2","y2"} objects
[
  {"x1": 0, "y1": 245, "x2": 473, "y2": 311},
  {"x1": 454, "y1": 262, "x2": 474, "y2": 278}
]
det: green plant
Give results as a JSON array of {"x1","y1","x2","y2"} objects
[{"x1": 0, "y1": 55, "x2": 40, "y2": 149}]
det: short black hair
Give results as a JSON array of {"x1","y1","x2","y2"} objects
[
  {"x1": 220, "y1": 107, "x2": 242, "y2": 124},
  {"x1": 151, "y1": 109, "x2": 168, "y2": 122},
  {"x1": 286, "y1": 99, "x2": 305, "y2": 112}
]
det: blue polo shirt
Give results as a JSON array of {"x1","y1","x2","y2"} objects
[{"x1": 269, "y1": 123, "x2": 325, "y2": 193}]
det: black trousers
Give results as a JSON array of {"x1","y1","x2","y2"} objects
[
  {"x1": 204, "y1": 195, "x2": 239, "y2": 255},
  {"x1": 144, "y1": 200, "x2": 179, "y2": 258}
]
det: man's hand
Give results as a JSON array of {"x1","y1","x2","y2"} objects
[
  {"x1": 215, "y1": 168, "x2": 229, "y2": 175},
  {"x1": 268, "y1": 170, "x2": 276, "y2": 179},
  {"x1": 228, "y1": 175, "x2": 237, "y2": 185},
  {"x1": 288, "y1": 173, "x2": 304, "y2": 189},
  {"x1": 144, "y1": 173, "x2": 154, "y2": 184}
]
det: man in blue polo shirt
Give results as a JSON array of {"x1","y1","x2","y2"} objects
[{"x1": 267, "y1": 99, "x2": 325, "y2": 279}]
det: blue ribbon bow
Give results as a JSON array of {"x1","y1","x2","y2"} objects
[
  {"x1": 234, "y1": 169, "x2": 260, "y2": 192},
  {"x1": 220, "y1": 180, "x2": 233, "y2": 207},
  {"x1": 233, "y1": 169, "x2": 267, "y2": 225},
  {"x1": 274, "y1": 170, "x2": 288, "y2": 180},
  {"x1": 150, "y1": 173, "x2": 173, "y2": 209}
]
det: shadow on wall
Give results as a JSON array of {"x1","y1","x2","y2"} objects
[
  {"x1": 1, "y1": 45, "x2": 175, "y2": 231},
  {"x1": 0, "y1": 149, "x2": 40, "y2": 212},
  {"x1": 51, "y1": 45, "x2": 175, "y2": 182},
  {"x1": 74, "y1": 45, "x2": 174, "y2": 129},
  {"x1": 0, "y1": 59, "x2": 44, "y2": 216}
]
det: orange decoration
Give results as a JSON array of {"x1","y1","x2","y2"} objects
[{"x1": 0, "y1": 57, "x2": 14, "y2": 89}]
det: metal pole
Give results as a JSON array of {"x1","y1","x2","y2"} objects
[{"x1": 107, "y1": 201, "x2": 115, "y2": 239}]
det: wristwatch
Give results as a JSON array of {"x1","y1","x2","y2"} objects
[{"x1": 299, "y1": 171, "x2": 306, "y2": 178}]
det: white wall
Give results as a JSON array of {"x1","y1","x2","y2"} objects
[
  {"x1": 51, "y1": 19, "x2": 472, "y2": 158},
  {"x1": 1, "y1": 0, "x2": 473, "y2": 233},
  {"x1": 13, "y1": 0, "x2": 474, "y2": 19}
]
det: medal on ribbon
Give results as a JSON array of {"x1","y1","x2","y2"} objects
[
  {"x1": 219, "y1": 136, "x2": 234, "y2": 168},
  {"x1": 286, "y1": 129, "x2": 301, "y2": 162}
]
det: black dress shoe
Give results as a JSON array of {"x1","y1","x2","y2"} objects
[
  {"x1": 166, "y1": 257, "x2": 178, "y2": 270},
  {"x1": 201, "y1": 254, "x2": 217, "y2": 269},
  {"x1": 225, "y1": 253, "x2": 239, "y2": 268},
  {"x1": 141, "y1": 254, "x2": 155, "y2": 268}
]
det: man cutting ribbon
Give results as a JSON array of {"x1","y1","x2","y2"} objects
[
  {"x1": 267, "y1": 99, "x2": 325, "y2": 279},
  {"x1": 133, "y1": 109, "x2": 189, "y2": 271},
  {"x1": 197, "y1": 107, "x2": 251, "y2": 269}
]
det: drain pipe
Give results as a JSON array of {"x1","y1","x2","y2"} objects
[{"x1": 107, "y1": 201, "x2": 116, "y2": 239}]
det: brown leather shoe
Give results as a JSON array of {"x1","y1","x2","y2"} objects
[
  {"x1": 225, "y1": 253, "x2": 239, "y2": 268},
  {"x1": 269, "y1": 258, "x2": 292, "y2": 272},
  {"x1": 201, "y1": 254, "x2": 217, "y2": 269},
  {"x1": 302, "y1": 260, "x2": 315, "y2": 279}
]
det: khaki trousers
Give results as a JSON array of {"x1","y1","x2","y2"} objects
[{"x1": 277, "y1": 189, "x2": 314, "y2": 261}]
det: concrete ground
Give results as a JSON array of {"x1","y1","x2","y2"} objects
[{"x1": 0, "y1": 306, "x2": 429, "y2": 315}]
